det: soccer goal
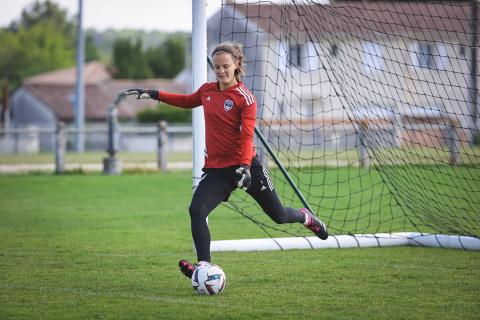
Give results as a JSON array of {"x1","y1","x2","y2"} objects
[{"x1": 203, "y1": 0, "x2": 480, "y2": 251}]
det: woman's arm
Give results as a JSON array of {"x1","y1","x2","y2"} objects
[
  {"x1": 157, "y1": 90, "x2": 202, "y2": 109},
  {"x1": 124, "y1": 86, "x2": 204, "y2": 109}
]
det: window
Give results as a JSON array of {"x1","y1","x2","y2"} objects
[
  {"x1": 436, "y1": 44, "x2": 448, "y2": 70},
  {"x1": 410, "y1": 42, "x2": 449, "y2": 70},
  {"x1": 330, "y1": 44, "x2": 339, "y2": 57},
  {"x1": 302, "y1": 42, "x2": 320, "y2": 70},
  {"x1": 362, "y1": 41, "x2": 385, "y2": 73},
  {"x1": 289, "y1": 42, "x2": 302, "y2": 67},
  {"x1": 301, "y1": 100, "x2": 314, "y2": 118},
  {"x1": 411, "y1": 41, "x2": 449, "y2": 69},
  {"x1": 278, "y1": 40, "x2": 288, "y2": 71}
]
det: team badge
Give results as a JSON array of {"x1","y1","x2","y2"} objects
[{"x1": 224, "y1": 99, "x2": 234, "y2": 111}]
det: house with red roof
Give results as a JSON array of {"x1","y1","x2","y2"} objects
[{"x1": 9, "y1": 61, "x2": 188, "y2": 151}]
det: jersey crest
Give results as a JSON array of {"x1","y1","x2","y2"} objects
[{"x1": 224, "y1": 99, "x2": 234, "y2": 111}]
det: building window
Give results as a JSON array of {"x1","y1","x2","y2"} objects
[
  {"x1": 436, "y1": 43, "x2": 448, "y2": 70},
  {"x1": 302, "y1": 42, "x2": 320, "y2": 70},
  {"x1": 330, "y1": 44, "x2": 339, "y2": 57},
  {"x1": 411, "y1": 41, "x2": 449, "y2": 70},
  {"x1": 362, "y1": 41, "x2": 385, "y2": 73},
  {"x1": 278, "y1": 40, "x2": 288, "y2": 71},
  {"x1": 289, "y1": 42, "x2": 302, "y2": 67}
]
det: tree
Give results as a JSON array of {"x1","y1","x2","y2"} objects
[
  {"x1": 9, "y1": 0, "x2": 73, "y2": 35},
  {"x1": 112, "y1": 38, "x2": 152, "y2": 79},
  {"x1": 112, "y1": 33, "x2": 186, "y2": 79},
  {"x1": 0, "y1": 0, "x2": 99, "y2": 91},
  {"x1": 0, "y1": 21, "x2": 75, "y2": 89},
  {"x1": 146, "y1": 34, "x2": 186, "y2": 78}
]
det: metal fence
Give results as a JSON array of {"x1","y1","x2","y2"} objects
[{"x1": 0, "y1": 123, "x2": 192, "y2": 173}]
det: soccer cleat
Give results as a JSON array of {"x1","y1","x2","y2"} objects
[
  {"x1": 178, "y1": 260, "x2": 195, "y2": 279},
  {"x1": 299, "y1": 208, "x2": 329, "y2": 240}
]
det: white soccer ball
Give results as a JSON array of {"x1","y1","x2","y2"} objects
[{"x1": 191, "y1": 262, "x2": 226, "y2": 295}]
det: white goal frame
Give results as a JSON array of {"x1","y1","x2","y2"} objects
[
  {"x1": 211, "y1": 233, "x2": 480, "y2": 252},
  {"x1": 192, "y1": 2, "x2": 480, "y2": 254}
]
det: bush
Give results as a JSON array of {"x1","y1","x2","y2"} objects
[{"x1": 136, "y1": 102, "x2": 191, "y2": 123}]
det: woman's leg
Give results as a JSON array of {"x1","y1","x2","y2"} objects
[
  {"x1": 246, "y1": 160, "x2": 305, "y2": 224},
  {"x1": 188, "y1": 171, "x2": 235, "y2": 262}
]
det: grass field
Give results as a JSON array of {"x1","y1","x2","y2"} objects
[
  {"x1": 1, "y1": 172, "x2": 479, "y2": 319},
  {"x1": 1, "y1": 145, "x2": 478, "y2": 165}
]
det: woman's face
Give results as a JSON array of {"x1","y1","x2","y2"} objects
[{"x1": 213, "y1": 52, "x2": 238, "y2": 90}]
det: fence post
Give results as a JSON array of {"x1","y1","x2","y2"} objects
[
  {"x1": 446, "y1": 119, "x2": 460, "y2": 165},
  {"x1": 358, "y1": 120, "x2": 371, "y2": 169},
  {"x1": 55, "y1": 121, "x2": 66, "y2": 174},
  {"x1": 157, "y1": 120, "x2": 168, "y2": 171},
  {"x1": 103, "y1": 104, "x2": 122, "y2": 174}
]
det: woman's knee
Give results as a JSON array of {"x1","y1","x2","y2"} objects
[{"x1": 189, "y1": 201, "x2": 208, "y2": 220}]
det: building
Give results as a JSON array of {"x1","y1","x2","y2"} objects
[
  {"x1": 207, "y1": 1, "x2": 476, "y2": 149},
  {"x1": 8, "y1": 61, "x2": 188, "y2": 152}
]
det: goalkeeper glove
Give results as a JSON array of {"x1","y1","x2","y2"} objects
[
  {"x1": 235, "y1": 164, "x2": 251, "y2": 190},
  {"x1": 123, "y1": 88, "x2": 159, "y2": 100}
]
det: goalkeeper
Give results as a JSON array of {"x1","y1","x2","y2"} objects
[{"x1": 125, "y1": 41, "x2": 328, "y2": 278}]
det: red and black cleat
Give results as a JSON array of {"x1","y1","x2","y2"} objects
[
  {"x1": 299, "y1": 208, "x2": 329, "y2": 240},
  {"x1": 178, "y1": 260, "x2": 195, "y2": 279}
]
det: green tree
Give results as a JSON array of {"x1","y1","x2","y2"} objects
[
  {"x1": 112, "y1": 38, "x2": 152, "y2": 79},
  {"x1": 112, "y1": 33, "x2": 186, "y2": 79},
  {"x1": 85, "y1": 33, "x2": 100, "y2": 62},
  {"x1": 146, "y1": 34, "x2": 186, "y2": 78},
  {"x1": 0, "y1": 21, "x2": 75, "y2": 89},
  {"x1": 0, "y1": 0, "x2": 99, "y2": 91},
  {"x1": 9, "y1": 0, "x2": 73, "y2": 35}
]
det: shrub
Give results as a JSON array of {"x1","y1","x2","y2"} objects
[{"x1": 136, "y1": 102, "x2": 191, "y2": 123}]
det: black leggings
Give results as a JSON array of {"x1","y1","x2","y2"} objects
[{"x1": 188, "y1": 156, "x2": 304, "y2": 262}]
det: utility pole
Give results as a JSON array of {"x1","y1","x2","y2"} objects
[{"x1": 75, "y1": 0, "x2": 85, "y2": 152}]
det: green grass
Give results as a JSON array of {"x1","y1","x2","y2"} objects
[
  {"x1": 0, "y1": 173, "x2": 479, "y2": 319},
  {"x1": 1, "y1": 146, "x2": 478, "y2": 166},
  {"x1": 0, "y1": 151, "x2": 192, "y2": 165}
]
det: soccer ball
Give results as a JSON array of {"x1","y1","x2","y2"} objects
[{"x1": 191, "y1": 262, "x2": 226, "y2": 295}]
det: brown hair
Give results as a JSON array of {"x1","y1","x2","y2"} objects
[{"x1": 211, "y1": 41, "x2": 245, "y2": 82}]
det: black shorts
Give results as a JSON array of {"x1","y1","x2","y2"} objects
[{"x1": 200, "y1": 156, "x2": 274, "y2": 202}]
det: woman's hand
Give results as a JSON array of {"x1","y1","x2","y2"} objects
[
  {"x1": 235, "y1": 164, "x2": 251, "y2": 190},
  {"x1": 123, "y1": 89, "x2": 159, "y2": 100}
]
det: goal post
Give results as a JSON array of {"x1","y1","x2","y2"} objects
[{"x1": 197, "y1": 0, "x2": 480, "y2": 252}]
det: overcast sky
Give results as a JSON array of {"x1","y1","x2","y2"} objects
[{"x1": 0, "y1": 0, "x2": 222, "y2": 32}]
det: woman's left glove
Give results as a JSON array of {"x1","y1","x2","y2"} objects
[
  {"x1": 123, "y1": 88, "x2": 159, "y2": 100},
  {"x1": 235, "y1": 164, "x2": 251, "y2": 190}
]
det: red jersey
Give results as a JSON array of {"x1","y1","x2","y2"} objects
[{"x1": 158, "y1": 82, "x2": 256, "y2": 168}]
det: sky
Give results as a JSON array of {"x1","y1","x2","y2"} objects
[{"x1": 0, "y1": 0, "x2": 222, "y2": 32}]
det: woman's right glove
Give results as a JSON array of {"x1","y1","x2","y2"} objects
[{"x1": 123, "y1": 88, "x2": 159, "y2": 100}]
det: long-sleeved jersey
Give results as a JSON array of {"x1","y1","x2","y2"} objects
[{"x1": 158, "y1": 81, "x2": 256, "y2": 168}]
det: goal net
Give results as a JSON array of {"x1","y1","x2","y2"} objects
[{"x1": 208, "y1": 0, "x2": 480, "y2": 249}]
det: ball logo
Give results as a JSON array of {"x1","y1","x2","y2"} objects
[{"x1": 224, "y1": 99, "x2": 234, "y2": 111}]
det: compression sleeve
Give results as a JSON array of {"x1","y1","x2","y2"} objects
[
  {"x1": 240, "y1": 102, "x2": 256, "y2": 166},
  {"x1": 158, "y1": 85, "x2": 204, "y2": 109}
]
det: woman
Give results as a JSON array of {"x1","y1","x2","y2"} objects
[{"x1": 126, "y1": 41, "x2": 328, "y2": 278}]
